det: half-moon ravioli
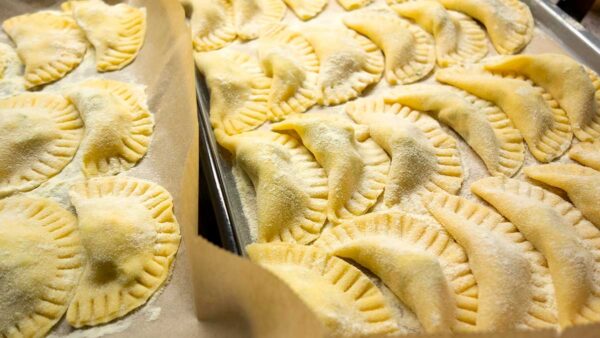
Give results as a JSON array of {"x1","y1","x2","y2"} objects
[
  {"x1": 391, "y1": 1, "x2": 487, "y2": 67},
  {"x1": 216, "y1": 129, "x2": 328, "y2": 243},
  {"x1": 66, "y1": 79, "x2": 154, "y2": 177},
  {"x1": 0, "y1": 93, "x2": 83, "y2": 197},
  {"x1": 472, "y1": 177, "x2": 600, "y2": 327},
  {"x1": 0, "y1": 196, "x2": 83, "y2": 338},
  {"x1": 435, "y1": 0, "x2": 534, "y2": 55},
  {"x1": 258, "y1": 24, "x2": 318, "y2": 121},
  {"x1": 570, "y1": 140, "x2": 600, "y2": 171},
  {"x1": 66, "y1": 0, "x2": 146, "y2": 72},
  {"x1": 67, "y1": 176, "x2": 181, "y2": 327},
  {"x1": 343, "y1": 8, "x2": 435, "y2": 85},
  {"x1": 313, "y1": 211, "x2": 479, "y2": 333},
  {"x1": 195, "y1": 49, "x2": 270, "y2": 135},
  {"x1": 485, "y1": 54, "x2": 600, "y2": 142},
  {"x1": 385, "y1": 84, "x2": 524, "y2": 177},
  {"x1": 2, "y1": 12, "x2": 87, "y2": 89},
  {"x1": 283, "y1": 0, "x2": 327, "y2": 20},
  {"x1": 301, "y1": 25, "x2": 384, "y2": 105},
  {"x1": 181, "y1": 0, "x2": 236, "y2": 52},
  {"x1": 436, "y1": 67, "x2": 573, "y2": 163},
  {"x1": 424, "y1": 192, "x2": 558, "y2": 331},
  {"x1": 346, "y1": 96, "x2": 463, "y2": 208},
  {"x1": 246, "y1": 243, "x2": 400, "y2": 336},
  {"x1": 232, "y1": 0, "x2": 286, "y2": 40},
  {"x1": 525, "y1": 163, "x2": 600, "y2": 230},
  {"x1": 271, "y1": 113, "x2": 388, "y2": 224}
]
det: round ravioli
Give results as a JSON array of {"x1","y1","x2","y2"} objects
[
  {"x1": 67, "y1": 176, "x2": 181, "y2": 327},
  {"x1": 314, "y1": 211, "x2": 479, "y2": 333},
  {"x1": 0, "y1": 93, "x2": 83, "y2": 197},
  {"x1": 247, "y1": 243, "x2": 400, "y2": 337},
  {"x1": 66, "y1": 79, "x2": 154, "y2": 177},
  {"x1": 0, "y1": 196, "x2": 83, "y2": 338},
  {"x1": 2, "y1": 12, "x2": 87, "y2": 89},
  {"x1": 66, "y1": 0, "x2": 146, "y2": 71}
]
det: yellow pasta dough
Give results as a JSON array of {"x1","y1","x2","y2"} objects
[
  {"x1": 216, "y1": 129, "x2": 328, "y2": 243},
  {"x1": 2, "y1": 12, "x2": 87, "y2": 89},
  {"x1": 232, "y1": 0, "x2": 286, "y2": 40},
  {"x1": 66, "y1": 79, "x2": 154, "y2": 177},
  {"x1": 67, "y1": 176, "x2": 181, "y2": 327},
  {"x1": 195, "y1": 49, "x2": 270, "y2": 135},
  {"x1": 472, "y1": 177, "x2": 600, "y2": 327},
  {"x1": 0, "y1": 42, "x2": 23, "y2": 98},
  {"x1": 181, "y1": 0, "x2": 237, "y2": 52},
  {"x1": 313, "y1": 211, "x2": 479, "y2": 333},
  {"x1": 346, "y1": 96, "x2": 463, "y2": 208},
  {"x1": 301, "y1": 25, "x2": 384, "y2": 105},
  {"x1": 424, "y1": 192, "x2": 558, "y2": 331},
  {"x1": 0, "y1": 93, "x2": 83, "y2": 197},
  {"x1": 435, "y1": 0, "x2": 534, "y2": 55},
  {"x1": 485, "y1": 54, "x2": 600, "y2": 142},
  {"x1": 391, "y1": 1, "x2": 487, "y2": 67},
  {"x1": 0, "y1": 196, "x2": 83, "y2": 338},
  {"x1": 247, "y1": 243, "x2": 400, "y2": 336},
  {"x1": 384, "y1": 84, "x2": 524, "y2": 177},
  {"x1": 283, "y1": 0, "x2": 327, "y2": 20},
  {"x1": 258, "y1": 24, "x2": 318, "y2": 120},
  {"x1": 570, "y1": 140, "x2": 600, "y2": 171},
  {"x1": 271, "y1": 113, "x2": 388, "y2": 224},
  {"x1": 343, "y1": 8, "x2": 435, "y2": 85},
  {"x1": 525, "y1": 163, "x2": 600, "y2": 230},
  {"x1": 67, "y1": 0, "x2": 146, "y2": 71},
  {"x1": 436, "y1": 66, "x2": 572, "y2": 163}
]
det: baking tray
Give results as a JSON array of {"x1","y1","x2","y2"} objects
[{"x1": 196, "y1": 0, "x2": 600, "y2": 255}]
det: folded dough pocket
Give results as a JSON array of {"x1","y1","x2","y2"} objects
[
  {"x1": 2, "y1": 12, "x2": 87, "y2": 89},
  {"x1": 195, "y1": 49, "x2": 270, "y2": 135},
  {"x1": 216, "y1": 129, "x2": 328, "y2": 244},
  {"x1": 0, "y1": 196, "x2": 83, "y2": 338},
  {"x1": 66, "y1": 79, "x2": 154, "y2": 177},
  {"x1": 314, "y1": 211, "x2": 479, "y2": 333},
  {"x1": 247, "y1": 243, "x2": 400, "y2": 337},
  {"x1": 0, "y1": 93, "x2": 83, "y2": 197},
  {"x1": 67, "y1": 176, "x2": 181, "y2": 328}
]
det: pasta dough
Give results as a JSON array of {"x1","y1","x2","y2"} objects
[
  {"x1": 346, "y1": 96, "x2": 463, "y2": 208},
  {"x1": 67, "y1": 176, "x2": 181, "y2": 327},
  {"x1": 385, "y1": 84, "x2": 524, "y2": 177},
  {"x1": 434, "y1": 0, "x2": 534, "y2": 55},
  {"x1": 0, "y1": 42, "x2": 23, "y2": 98},
  {"x1": 314, "y1": 211, "x2": 479, "y2": 333},
  {"x1": 525, "y1": 163, "x2": 600, "y2": 230},
  {"x1": 195, "y1": 49, "x2": 270, "y2": 135},
  {"x1": 258, "y1": 24, "x2": 318, "y2": 120},
  {"x1": 232, "y1": 0, "x2": 286, "y2": 40},
  {"x1": 391, "y1": 1, "x2": 487, "y2": 67},
  {"x1": 301, "y1": 25, "x2": 384, "y2": 105},
  {"x1": 2, "y1": 12, "x2": 87, "y2": 89},
  {"x1": 0, "y1": 93, "x2": 83, "y2": 197},
  {"x1": 570, "y1": 141, "x2": 600, "y2": 171},
  {"x1": 181, "y1": 0, "x2": 236, "y2": 52},
  {"x1": 271, "y1": 113, "x2": 388, "y2": 224},
  {"x1": 343, "y1": 8, "x2": 435, "y2": 84},
  {"x1": 67, "y1": 0, "x2": 146, "y2": 71},
  {"x1": 66, "y1": 79, "x2": 154, "y2": 177},
  {"x1": 424, "y1": 192, "x2": 558, "y2": 331},
  {"x1": 247, "y1": 243, "x2": 400, "y2": 336},
  {"x1": 436, "y1": 67, "x2": 573, "y2": 162},
  {"x1": 485, "y1": 54, "x2": 600, "y2": 141},
  {"x1": 216, "y1": 129, "x2": 328, "y2": 243},
  {"x1": 0, "y1": 196, "x2": 83, "y2": 338},
  {"x1": 283, "y1": 0, "x2": 327, "y2": 20},
  {"x1": 472, "y1": 177, "x2": 600, "y2": 327}
]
